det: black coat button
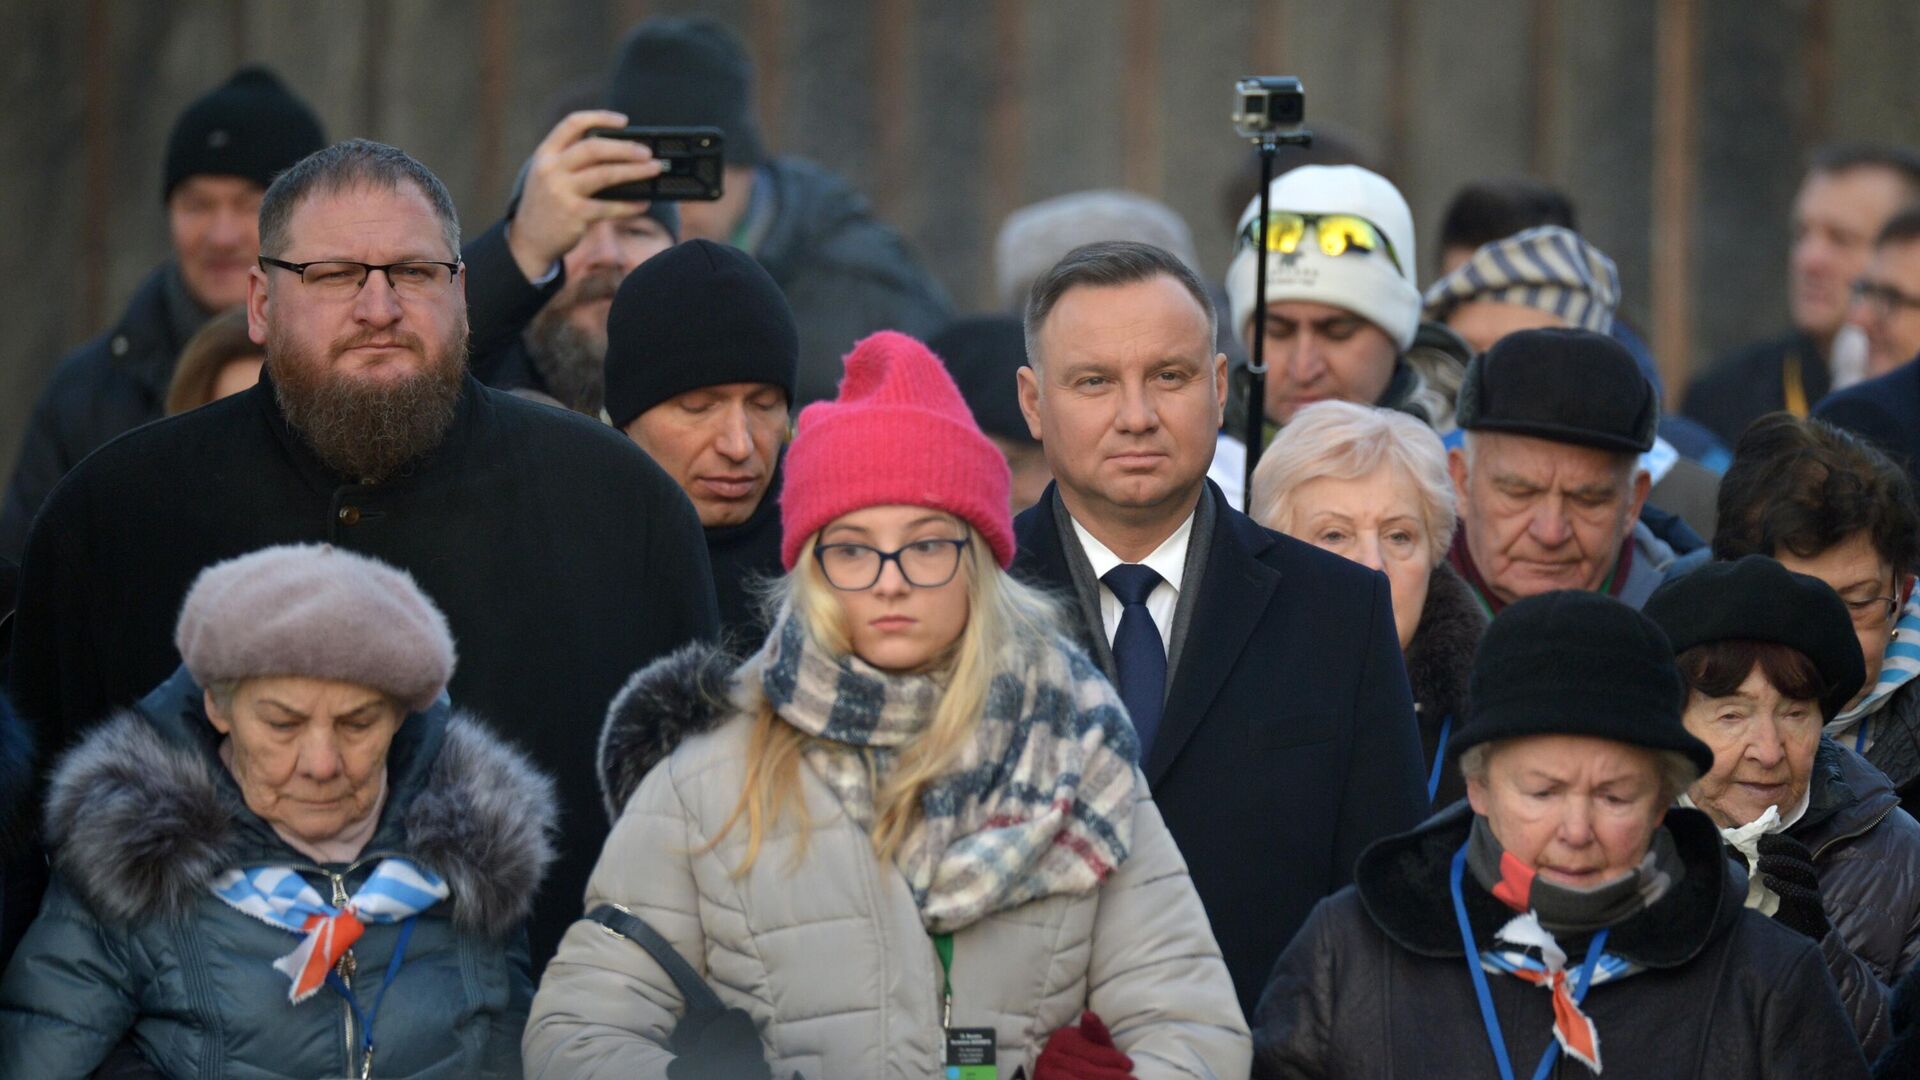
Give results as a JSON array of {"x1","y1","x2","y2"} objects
[{"x1": 337, "y1": 506, "x2": 362, "y2": 526}]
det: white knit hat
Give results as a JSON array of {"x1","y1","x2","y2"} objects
[{"x1": 1225, "y1": 164, "x2": 1421, "y2": 350}]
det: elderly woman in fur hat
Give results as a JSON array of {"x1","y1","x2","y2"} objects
[
  {"x1": 1253, "y1": 591, "x2": 1869, "y2": 1079},
  {"x1": 525, "y1": 332, "x2": 1248, "y2": 1078},
  {"x1": 1250, "y1": 399, "x2": 1485, "y2": 807},
  {"x1": 0, "y1": 544, "x2": 555, "y2": 1079}
]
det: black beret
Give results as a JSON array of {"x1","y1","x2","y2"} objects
[
  {"x1": 1455, "y1": 590, "x2": 1714, "y2": 777},
  {"x1": 928, "y1": 316, "x2": 1034, "y2": 444},
  {"x1": 1456, "y1": 327, "x2": 1657, "y2": 454},
  {"x1": 603, "y1": 239, "x2": 798, "y2": 430},
  {"x1": 164, "y1": 67, "x2": 325, "y2": 200},
  {"x1": 1643, "y1": 555, "x2": 1867, "y2": 721},
  {"x1": 607, "y1": 17, "x2": 765, "y2": 168}
]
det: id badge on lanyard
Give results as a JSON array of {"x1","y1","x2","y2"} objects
[{"x1": 934, "y1": 932, "x2": 998, "y2": 1079}]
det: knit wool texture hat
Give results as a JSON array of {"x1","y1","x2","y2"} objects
[
  {"x1": 993, "y1": 190, "x2": 1202, "y2": 311},
  {"x1": 1643, "y1": 555, "x2": 1868, "y2": 721},
  {"x1": 1456, "y1": 327, "x2": 1658, "y2": 454},
  {"x1": 175, "y1": 544, "x2": 456, "y2": 714},
  {"x1": 606, "y1": 16, "x2": 766, "y2": 168},
  {"x1": 1422, "y1": 225, "x2": 1622, "y2": 333},
  {"x1": 781, "y1": 331, "x2": 1013, "y2": 570},
  {"x1": 603, "y1": 239, "x2": 799, "y2": 430},
  {"x1": 164, "y1": 67, "x2": 326, "y2": 201},
  {"x1": 1454, "y1": 590, "x2": 1715, "y2": 777},
  {"x1": 928, "y1": 315, "x2": 1035, "y2": 444},
  {"x1": 1225, "y1": 164, "x2": 1421, "y2": 350}
]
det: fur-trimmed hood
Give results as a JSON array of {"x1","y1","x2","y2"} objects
[
  {"x1": 598, "y1": 640, "x2": 745, "y2": 822},
  {"x1": 44, "y1": 680, "x2": 556, "y2": 941},
  {"x1": 1405, "y1": 561, "x2": 1485, "y2": 729}
]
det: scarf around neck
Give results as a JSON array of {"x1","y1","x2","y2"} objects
[
  {"x1": 753, "y1": 611, "x2": 1139, "y2": 933},
  {"x1": 1466, "y1": 814, "x2": 1682, "y2": 935}
]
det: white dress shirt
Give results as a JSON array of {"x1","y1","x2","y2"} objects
[{"x1": 1070, "y1": 509, "x2": 1196, "y2": 656}]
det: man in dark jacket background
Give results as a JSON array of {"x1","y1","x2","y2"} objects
[
  {"x1": 1683, "y1": 144, "x2": 1920, "y2": 446},
  {"x1": 1816, "y1": 206, "x2": 1920, "y2": 492},
  {"x1": 0, "y1": 68, "x2": 325, "y2": 561},
  {"x1": 605, "y1": 16, "x2": 951, "y2": 407},
  {"x1": 6, "y1": 140, "x2": 718, "y2": 968},
  {"x1": 1010, "y1": 240, "x2": 1427, "y2": 1015},
  {"x1": 606, "y1": 239, "x2": 797, "y2": 644}
]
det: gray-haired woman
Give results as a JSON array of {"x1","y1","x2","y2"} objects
[
  {"x1": 0, "y1": 544, "x2": 555, "y2": 1079},
  {"x1": 1251, "y1": 398, "x2": 1485, "y2": 805}
]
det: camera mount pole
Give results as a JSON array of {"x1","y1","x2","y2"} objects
[{"x1": 1243, "y1": 136, "x2": 1279, "y2": 501}]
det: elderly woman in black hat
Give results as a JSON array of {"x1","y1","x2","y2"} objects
[
  {"x1": 1645, "y1": 556, "x2": 1920, "y2": 1060},
  {"x1": 1253, "y1": 590, "x2": 1868, "y2": 1079},
  {"x1": 0, "y1": 544, "x2": 554, "y2": 1079}
]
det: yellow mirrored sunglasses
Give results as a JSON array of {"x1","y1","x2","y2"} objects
[{"x1": 1239, "y1": 211, "x2": 1404, "y2": 275}]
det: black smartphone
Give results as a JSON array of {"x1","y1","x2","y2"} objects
[{"x1": 587, "y1": 126, "x2": 725, "y2": 201}]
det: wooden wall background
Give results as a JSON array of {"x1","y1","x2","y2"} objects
[{"x1": 3, "y1": 0, "x2": 1917, "y2": 482}]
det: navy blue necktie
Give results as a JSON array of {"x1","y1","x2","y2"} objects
[{"x1": 1102, "y1": 564, "x2": 1166, "y2": 758}]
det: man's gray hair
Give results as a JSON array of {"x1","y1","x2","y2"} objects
[
  {"x1": 258, "y1": 138, "x2": 461, "y2": 260},
  {"x1": 1022, "y1": 240, "x2": 1217, "y2": 369}
]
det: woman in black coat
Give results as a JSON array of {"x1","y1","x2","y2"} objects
[
  {"x1": 1254, "y1": 591, "x2": 1869, "y2": 1078},
  {"x1": 1251, "y1": 399, "x2": 1486, "y2": 807}
]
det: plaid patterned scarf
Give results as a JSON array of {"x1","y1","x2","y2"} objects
[
  {"x1": 211, "y1": 859, "x2": 449, "y2": 1003},
  {"x1": 754, "y1": 613, "x2": 1139, "y2": 933}
]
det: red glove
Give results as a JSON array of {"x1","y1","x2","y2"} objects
[{"x1": 1034, "y1": 1011, "x2": 1135, "y2": 1080}]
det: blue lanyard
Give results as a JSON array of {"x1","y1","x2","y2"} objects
[
  {"x1": 1427, "y1": 715, "x2": 1454, "y2": 804},
  {"x1": 325, "y1": 915, "x2": 417, "y2": 1074},
  {"x1": 1855, "y1": 717, "x2": 1871, "y2": 755},
  {"x1": 1449, "y1": 845, "x2": 1609, "y2": 1080}
]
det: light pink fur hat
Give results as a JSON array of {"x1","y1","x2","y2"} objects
[{"x1": 175, "y1": 544, "x2": 456, "y2": 713}]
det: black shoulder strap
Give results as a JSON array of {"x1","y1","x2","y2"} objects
[{"x1": 583, "y1": 904, "x2": 725, "y2": 1015}]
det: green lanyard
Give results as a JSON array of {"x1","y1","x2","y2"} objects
[{"x1": 934, "y1": 932, "x2": 955, "y2": 1026}]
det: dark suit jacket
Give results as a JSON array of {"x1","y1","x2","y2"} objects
[
  {"x1": 1815, "y1": 358, "x2": 1920, "y2": 496},
  {"x1": 1013, "y1": 480, "x2": 1427, "y2": 1015}
]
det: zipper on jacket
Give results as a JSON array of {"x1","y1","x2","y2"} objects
[{"x1": 330, "y1": 868, "x2": 359, "y2": 1078}]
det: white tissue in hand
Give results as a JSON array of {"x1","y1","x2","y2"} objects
[{"x1": 1720, "y1": 803, "x2": 1784, "y2": 917}]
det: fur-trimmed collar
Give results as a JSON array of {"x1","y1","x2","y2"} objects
[
  {"x1": 44, "y1": 703, "x2": 555, "y2": 940},
  {"x1": 598, "y1": 640, "x2": 745, "y2": 822},
  {"x1": 1353, "y1": 801, "x2": 1741, "y2": 968},
  {"x1": 1405, "y1": 561, "x2": 1485, "y2": 730}
]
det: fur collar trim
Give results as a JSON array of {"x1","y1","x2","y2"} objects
[
  {"x1": 1353, "y1": 801, "x2": 1740, "y2": 968},
  {"x1": 1405, "y1": 561, "x2": 1485, "y2": 730},
  {"x1": 45, "y1": 710, "x2": 555, "y2": 940},
  {"x1": 599, "y1": 640, "x2": 745, "y2": 822}
]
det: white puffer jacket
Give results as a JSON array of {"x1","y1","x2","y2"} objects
[{"x1": 523, "y1": 645, "x2": 1249, "y2": 1078}]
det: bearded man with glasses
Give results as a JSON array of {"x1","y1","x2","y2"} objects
[
  {"x1": 1222, "y1": 164, "x2": 1469, "y2": 459},
  {"x1": 1715, "y1": 412, "x2": 1920, "y2": 819},
  {"x1": 6, "y1": 139, "x2": 719, "y2": 972}
]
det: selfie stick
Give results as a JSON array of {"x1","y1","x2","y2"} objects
[{"x1": 1243, "y1": 136, "x2": 1279, "y2": 501}]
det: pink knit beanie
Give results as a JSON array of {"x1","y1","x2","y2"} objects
[
  {"x1": 781, "y1": 331, "x2": 1014, "y2": 570},
  {"x1": 175, "y1": 544, "x2": 457, "y2": 713}
]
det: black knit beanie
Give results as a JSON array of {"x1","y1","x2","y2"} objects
[
  {"x1": 164, "y1": 67, "x2": 326, "y2": 201},
  {"x1": 928, "y1": 316, "x2": 1035, "y2": 444},
  {"x1": 1454, "y1": 590, "x2": 1715, "y2": 776},
  {"x1": 1643, "y1": 555, "x2": 1867, "y2": 721},
  {"x1": 604, "y1": 239, "x2": 798, "y2": 429},
  {"x1": 606, "y1": 17, "x2": 766, "y2": 168},
  {"x1": 1456, "y1": 327, "x2": 1657, "y2": 454}
]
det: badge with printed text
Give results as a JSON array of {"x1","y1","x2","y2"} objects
[{"x1": 944, "y1": 1026, "x2": 996, "y2": 1079}]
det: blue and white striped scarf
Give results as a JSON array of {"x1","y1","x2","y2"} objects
[
  {"x1": 1828, "y1": 590, "x2": 1920, "y2": 753},
  {"x1": 211, "y1": 858, "x2": 449, "y2": 1003}
]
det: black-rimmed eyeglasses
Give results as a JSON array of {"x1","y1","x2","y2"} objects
[
  {"x1": 258, "y1": 256, "x2": 463, "y2": 299},
  {"x1": 813, "y1": 536, "x2": 971, "y2": 591}
]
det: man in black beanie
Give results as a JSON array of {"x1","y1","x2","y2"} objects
[
  {"x1": 929, "y1": 316, "x2": 1053, "y2": 513},
  {"x1": 606, "y1": 16, "x2": 951, "y2": 407},
  {"x1": 607, "y1": 239, "x2": 799, "y2": 641},
  {"x1": 0, "y1": 67, "x2": 324, "y2": 559},
  {"x1": 1446, "y1": 328, "x2": 1701, "y2": 614}
]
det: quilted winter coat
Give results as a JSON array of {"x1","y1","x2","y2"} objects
[{"x1": 522, "y1": 643, "x2": 1250, "y2": 1078}]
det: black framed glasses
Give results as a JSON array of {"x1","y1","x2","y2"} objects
[
  {"x1": 1851, "y1": 278, "x2": 1920, "y2": 319},
  {"x1": 813, "y1": 536, "x2": 971, "y2": 591},
  {"x1": 258, "y1": 256, "x2": 463, "y2": 300}
]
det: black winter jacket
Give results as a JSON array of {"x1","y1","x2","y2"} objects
[
  {"x1": 1404, "y1": 562, "x2": 1484, "y2": 810},
  {"x1": 704, "y1": 456, "x2": 785, "y2": 648},
  {"x1": 5, "y1": 369, "x2": 718, "y2": 970},
  {"x1": 1253, "y1": 803, "x2": 1869, "y2": 1079},
  {"x1": 752, "y1": 158, "x2": 951, "y2": 407},
  {"x1": 1788, "y1": 738, "x2": 1920, "y2": 1059}
]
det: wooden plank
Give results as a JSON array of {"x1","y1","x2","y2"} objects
[
  {"x1": 1652, "y1": 0, "x2": 1698, "y2": 403},
  {"x1": 986, "y1": 0, "x2": 1024, "y2": 236},
  {"x1": 81, "y1": 0, "x2": 111, "y2": 333},
  {"x1": 1121, "y1": 0, "x2": 1163, "y2": 197},
  {"x1": 871, "y1": 0, "x2": 912, "y2": 220},
  {"x1": 473, "y1": 0, "x2": 517, "y2": 214},
  {"x1": 1528, "y1": 0, "x2": 1560, "y2": 181}
]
